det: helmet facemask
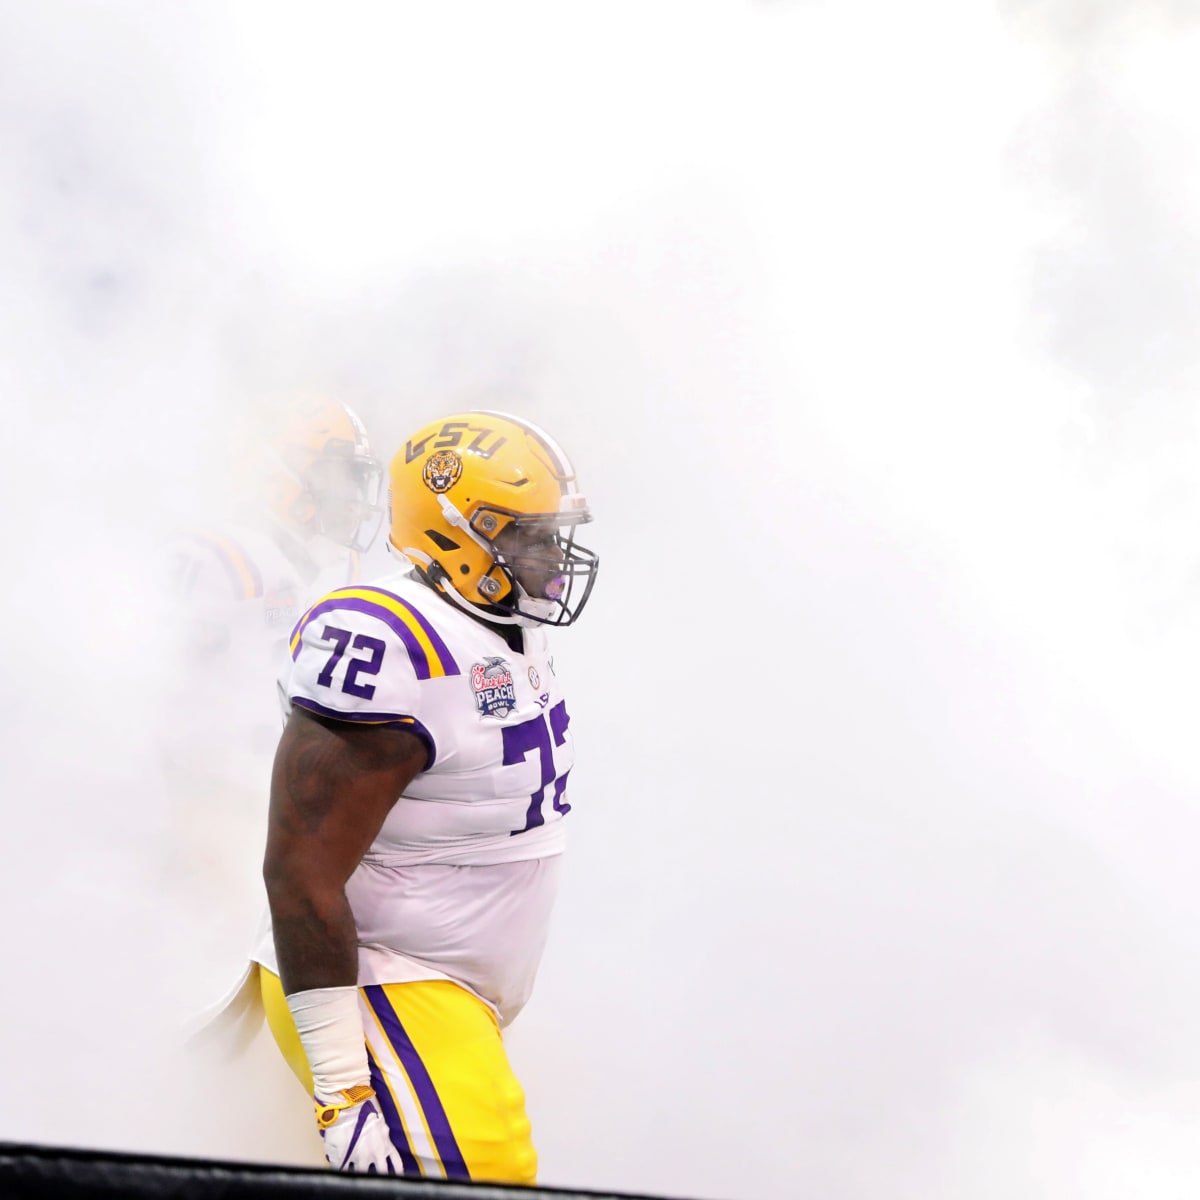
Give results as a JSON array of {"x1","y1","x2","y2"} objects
[
  {"x1": 293, "y1": 441, "x2": 385, "y2": 553},
  {"x1": 476, "y1": 508, "x2": 598, "y2": 628},
  {"x1": 264, "y1": 401, "x2": 383, "y2": 553},
  {"x1": 413, "y1": 498, "x2": 597, "y2": 629}
]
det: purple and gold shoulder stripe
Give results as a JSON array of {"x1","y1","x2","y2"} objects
[
  {"x1": 184, "y1": 531, "x2": 263, "y2": 600},
  {"x1": 290, "y1": 587, "x2": 461, "y2": 680}
]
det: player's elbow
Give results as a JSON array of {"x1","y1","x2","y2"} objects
[{"x1": 262, "y1": 839, "x2": 335, "y2": 910}]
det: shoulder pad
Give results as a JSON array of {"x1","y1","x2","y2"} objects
[{"x1": 289, "y1": 586, "x2": 462, "y2": 681}]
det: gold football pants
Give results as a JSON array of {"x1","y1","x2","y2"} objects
[{"x1": 259, "y1": 966, "x2": 536, "y2": 1184}]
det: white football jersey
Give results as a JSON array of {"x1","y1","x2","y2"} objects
[
  {"x1": 252, "y1": 566, "x2": 578, "y2": 1024},
  {"x1": 167, "y1": 521, "x2": 363, "y2": 748},
  {"x1": 162, "y1": 519, "x2": 367, "y2": 997}
]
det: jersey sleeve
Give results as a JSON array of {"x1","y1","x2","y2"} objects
[
  {"x1": 283, "y1": 586, "x2": 463, "y2": 766},
  {"x1": 165, "y1": 531, "x2": 261, "y2": 655}
]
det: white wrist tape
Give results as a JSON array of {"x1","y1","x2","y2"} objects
[{"x1": 285, "y1": 986, "x2": 371, "y2": 1098}]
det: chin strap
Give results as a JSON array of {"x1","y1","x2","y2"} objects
[
  {"x1": 404, "y1": 498, "x2": 566, "y2": 629},
  {"x1": 404, "y1": 550, "x2": 552, "y2": 629}
]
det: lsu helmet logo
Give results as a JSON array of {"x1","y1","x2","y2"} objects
[{"x1": 423, "y1": 449, "x2": 463, "y2": 494}]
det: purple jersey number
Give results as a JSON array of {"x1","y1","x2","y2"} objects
[
  {"x1": 504, "y1": 700, "x2": 572, "y2": 836},
  {"x1": 315, "y1": 625, "x2": 386, "y2": 700}
]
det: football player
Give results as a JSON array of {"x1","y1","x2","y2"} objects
[
  {"x1": 253, "y1": 411, "x2": 599, "y2": 1180},
  {"x1": 161, "y1": 398, "x2": 385, "y2": 981},
  {"x1": 168, "y1": 398, "x2": 385, "y2": 750},
  {"x1": 171, "y1": 399, "x2": 384, "y2": 663}
]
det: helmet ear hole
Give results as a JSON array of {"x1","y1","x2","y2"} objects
[{"x1": 459, "y1": 564, "x2": 470, "y2": 575}]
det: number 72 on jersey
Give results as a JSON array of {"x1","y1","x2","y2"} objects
[{"x1": 313, "y1": 623, "x2": 572, "y2": 837}]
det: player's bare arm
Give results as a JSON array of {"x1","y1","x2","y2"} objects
[{"x1": 263, "y1": 706, "x2": 427, "y2": 995}]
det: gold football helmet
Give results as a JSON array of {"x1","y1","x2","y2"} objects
[
  {"x1": 269, "y1": 399, "x2": 384, "y2": 551},
  {"x1": 389, "y1": 411, "x2": 598, "y2": 627}
]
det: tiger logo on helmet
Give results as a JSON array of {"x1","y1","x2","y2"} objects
[
  {"x1": 422, "y1": 449, "x2": 463, "y2": 494},
  {"x1": 389, "y1": 411, "x2": 598, "y2": 628}
]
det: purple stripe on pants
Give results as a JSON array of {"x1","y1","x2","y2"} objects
[
  {"x1": 366, "y1": 1043, "x2": 421, "y2": 1176},
  {"x1": 364, "y1": 985, "x2": 470, "y2": 1181}
]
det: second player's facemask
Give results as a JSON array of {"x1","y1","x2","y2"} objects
[
  {"x1": 269, "y1": 400, "x2": 384, "y2": 553},
  {"x1": 302, "y1": 446, "x2": 385, "y2": 553}
]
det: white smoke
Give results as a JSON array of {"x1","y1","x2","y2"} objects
[
  {"x1": 1000, "y1": 0, "x2": 1200, "y2": 50},
  {"x1": 2, "y1": 3, "x2": 1200, "y2": 1199}
]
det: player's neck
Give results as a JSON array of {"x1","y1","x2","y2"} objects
[
  {"x1": 262, "y1": 517, "x2": 323, "y2": 583},
  {"x1": 483, "y1": 619, "x2": 525, "y2": 656}
]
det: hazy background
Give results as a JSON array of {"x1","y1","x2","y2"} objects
[{"x1": 2, "y1": 2, "x2": 1200, "y2": 1198}]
